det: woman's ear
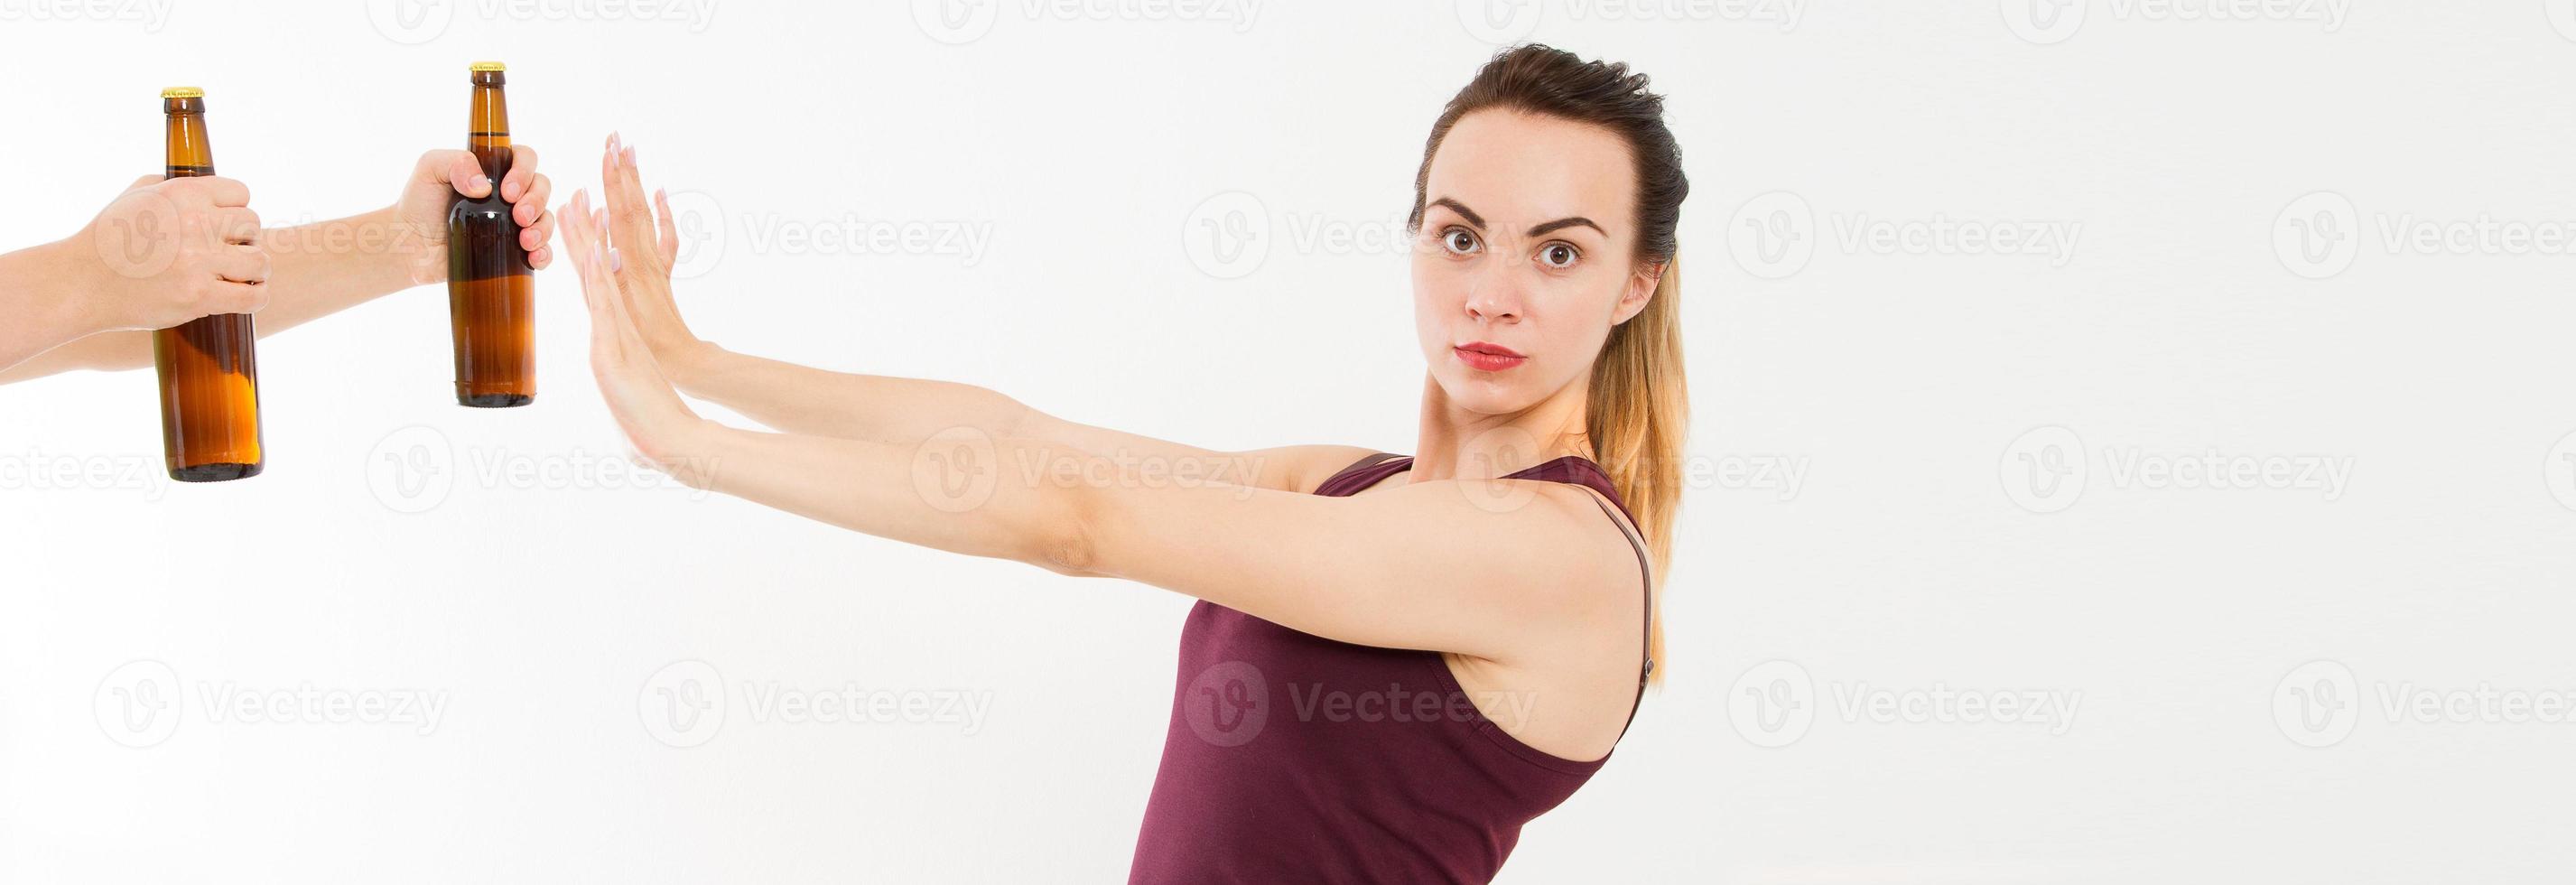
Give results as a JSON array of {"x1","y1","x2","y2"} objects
[{"x1": 1613, "y1": 260, "x2": 1666, "y2": 325}]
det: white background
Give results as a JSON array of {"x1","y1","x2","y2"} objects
[{"x1": 4, "y1": 0, "x2": 2574, "y2": 881}]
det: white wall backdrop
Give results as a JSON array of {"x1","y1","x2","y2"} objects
[{"x1": 4, "y1": 1, "x2": 2574, "y2": 881}]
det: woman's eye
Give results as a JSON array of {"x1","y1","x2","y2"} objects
[
  {"x1": 1539, "y1": 242, "x2": 1579, "y2": 268},
  {"x1": 1442, "y1": 228, "x2": 1481, "y2": 255}
]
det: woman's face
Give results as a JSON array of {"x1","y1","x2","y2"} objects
[{"x1": 1412, "y1": 108, "x2": 1660, "y2": 415}]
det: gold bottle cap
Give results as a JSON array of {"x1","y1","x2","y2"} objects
[
  {"x1": 470, "y1": 61, "x2": 507, "y2": 72},
  {"x1": 160, "y1": 87, "x2": 204, "y2": 98}
]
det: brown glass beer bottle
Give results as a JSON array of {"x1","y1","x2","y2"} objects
[
  {"x1": 446, "y1": 61, "x2": 535, "y2": 407},
  {"x1": 154, "y1": 87, "x2": 264, "y2": 481}
]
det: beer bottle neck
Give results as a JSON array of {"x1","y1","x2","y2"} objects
[
  {"x1": 468, "y1": 84, "x2": 511, "y2": 180},
  {"x1": 164, "y1": 107, "x2": 214, "y2": 178}
]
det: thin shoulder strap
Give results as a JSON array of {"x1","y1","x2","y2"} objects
[
  {"x1": 1585, "y1": 494, "x2": 1656, "y2": 740},
  {"x1": 1312, "y1": 452, "x2": 1407, "y2": 496},
  {"x1": 1341, "y1": 451, "x2": 1406, "y2": 474}
]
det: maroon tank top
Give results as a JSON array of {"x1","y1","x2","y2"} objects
[{"x1": 1128, "y1": 452, "x2": 1655, "y2": 884}]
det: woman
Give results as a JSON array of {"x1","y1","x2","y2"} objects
[{"x1": 557, "y1": 43, "x2": 1687, "y2": 883}]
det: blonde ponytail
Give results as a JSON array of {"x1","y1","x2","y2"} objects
[{"x1": 1586, "y1": 256, "x2": 1684, "y2": 685}]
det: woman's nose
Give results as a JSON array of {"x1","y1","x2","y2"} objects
[{"x1": 1464, "y1": 261, "x2": 1525, "y2": 323}]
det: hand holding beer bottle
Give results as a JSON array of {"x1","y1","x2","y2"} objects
[
  {"x1": 3, "y1": 82, "x2": 554, "y2": 387},
  {"x1": 65, "y1": 174, "x2": 269, "y2": 333},
  {"x1": 436, "y1": 61, "x2": 539, "y2": 406},
  {"x1": 0, "y1": 166, "x2": 265, "y2": 377},
  {"x1": 153, "y1": 87, "x2": 264, "y2": 481}
]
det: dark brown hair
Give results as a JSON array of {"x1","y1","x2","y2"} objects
[{"x1": 1409, "y1": 44, "x2": 1689, "y2": 681}]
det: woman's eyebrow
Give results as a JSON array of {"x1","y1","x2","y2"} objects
[
  {"x1": 1528, "y1": 217, "x2": 1604, "y2": 238},
  {"x1": 1432, "y1": 198, "x2": 1603, "y2": 238},
  {"x1": 1430, "y1": 197, "x2": 1485, "y2": 229}
]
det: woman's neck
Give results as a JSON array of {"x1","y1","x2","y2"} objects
[{"x1": 1409, "y1": 371, "x2": 1595, "y2": 482}]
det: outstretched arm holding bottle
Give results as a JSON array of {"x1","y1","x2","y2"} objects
[{"x1": 0, "y1": 149, "x2": 556, "y2": 384}]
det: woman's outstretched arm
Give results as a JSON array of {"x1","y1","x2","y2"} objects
[
  {"x1": 561, "y1": 191, "x2": 1638, "y2": 662},
  {"x1": 589, "y1": 138, "x2": 1358, "y2": 493},
  {"x1": 0, "y1": 149, "x2": 554, "y2": 383}
]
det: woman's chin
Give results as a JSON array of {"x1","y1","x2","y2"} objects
[{"x1": 1431, "y1": 374, "x2": 1534, "y2": 415}]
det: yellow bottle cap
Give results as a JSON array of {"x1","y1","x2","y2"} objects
[
  {"x1": 470, "y1": 61, "x2": 507, "y2": 72},
  {"x1": 160, "y1": 87, "x2": 204, "y2": 98}
]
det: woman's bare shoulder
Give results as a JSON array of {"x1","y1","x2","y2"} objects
[{"x1": 1231, "y1": 444, "x2": 1394, "y2": 494}]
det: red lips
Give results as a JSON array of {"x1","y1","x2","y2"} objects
[{"x1": 1453, "y1": 341, "x2": 1528, "y2": 372}]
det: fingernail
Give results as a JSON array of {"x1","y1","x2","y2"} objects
[
  {"x1": 609, "y1": 249, "x2": 624, "y2": 272},
  {"x1": 470, "y1": 174, "x2": 491, "y2": 193},
  {"x1": 656, "y1": 188, "x2": 668, "y2": 203},
  {"x1": 621, "y1": 146, "x2": 636, "y2": 168}
]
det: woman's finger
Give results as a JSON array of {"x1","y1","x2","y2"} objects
[
  {"x1": 561, "y1": 191, "x2": 623, "y2": 364},
  {"x1": 600, "y1": 135, "x2": 662, "y2": 272},
  {"x1": 654, "y1": 189, "x2": 679, "y2": 269},
  {"x1": 589, "y1": 204, "x2": 656, "y2": 359}
]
